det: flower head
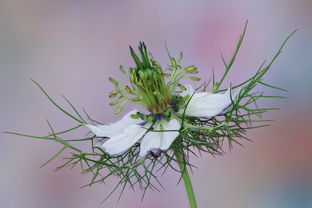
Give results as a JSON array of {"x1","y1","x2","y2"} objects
[{"x1": 86, "y1": 43, "x2": 241, "y2": 157}]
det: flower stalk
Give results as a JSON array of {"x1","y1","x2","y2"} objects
[{"x1": 175, "y1": 149, "x2": 198, "y2": 208}]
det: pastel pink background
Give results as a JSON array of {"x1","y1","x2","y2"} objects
[{"x1": 1, "y1": 1, "x2": 311, "y2": 207}]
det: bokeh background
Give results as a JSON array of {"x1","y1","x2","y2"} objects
[{"x1": 1, "y1": 0, "x2": 311, "y2": 208}]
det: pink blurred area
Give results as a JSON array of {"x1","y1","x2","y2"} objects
[{"x1": 1, "y1": 0, "x2": 311, "y2": 207}]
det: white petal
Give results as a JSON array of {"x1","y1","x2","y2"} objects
[
  {"x1": 103, "y1": 124, "x2": 148, "y2": 155},
  {"x1": 85, "y1": 110, "x2": 141, "y2": 137},
  {"x1": 139, "y1": 127, "x2": 162, "y2": 157},
  {"x1": 139, "y1": 119, "x2": 180, "y2": 156},
  {"x1": 184, "y1": 88, "x2": 235, "y2": 117},
  {"x1": 159, "y1": 119, "x2": 181, "y2": 150}
]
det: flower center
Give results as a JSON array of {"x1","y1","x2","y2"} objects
[{"x1": 129, "y1": 42, "x2": 172, "y2": 114}]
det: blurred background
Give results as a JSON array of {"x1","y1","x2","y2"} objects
[{"x1": 1, "y1": 0, "x2": 311, "y2": 207}]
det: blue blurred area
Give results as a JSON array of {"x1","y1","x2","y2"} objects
[{"x1": 0, "y1": 0, "x2": 311, "y2": 207}]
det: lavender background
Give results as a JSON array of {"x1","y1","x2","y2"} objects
[{"x1": 1, "y1": 0, "x2": 311, "y2": 208}]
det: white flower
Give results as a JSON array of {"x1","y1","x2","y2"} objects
[
  {"x1": 181, "y1": 85, "x2": 240, "y2": 117},
  {"x1": 85, "y1": 110, "x2": 180, "y2": 156}
]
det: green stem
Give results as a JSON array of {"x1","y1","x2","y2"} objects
[{"x1": 174, "y1": 150, "x2": 198, "y2": 208}]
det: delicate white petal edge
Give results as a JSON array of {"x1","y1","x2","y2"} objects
[
  {"x1": 85, "y1": 110, "x2": 140, "y2": 137},
  {"x1": 85, "y1": 124, "x2": 108, "y2": 137}
]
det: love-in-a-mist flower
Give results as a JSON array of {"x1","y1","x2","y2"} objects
[
  {"x1": 85, "y1": 42, "x2": 238, "y2": 157},
  {"x1": 9, "y1": 23, "x2": 294, "y2": 207}
]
